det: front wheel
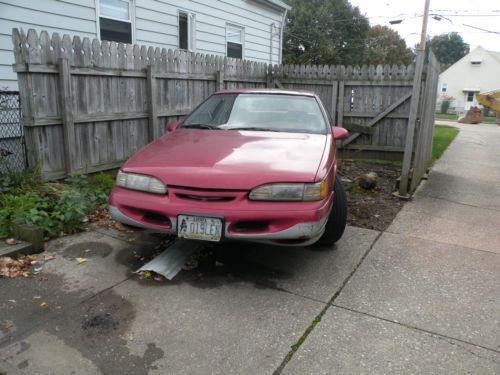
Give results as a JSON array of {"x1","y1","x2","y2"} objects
[{"x1": 316, "y1": 177, "x2": 347, "y2": 246}]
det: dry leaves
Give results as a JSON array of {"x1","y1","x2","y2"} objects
[
  {"x1": 0, "y1": 255, "x2": 37, "y2": 278},
  {"x1": 5, "y1": 238, "x2": 18, "y2": 245},
  {"x1": 75, "y1": 257, "x2": 87, "y2": 264}
]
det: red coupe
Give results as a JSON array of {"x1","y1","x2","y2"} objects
[{"x1": 109, "y1": 89, "x2": 349, "y2": 246}]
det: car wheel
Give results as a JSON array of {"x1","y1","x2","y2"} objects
[{"x1": 315, "y1": 177, "x2": 347, "y2": 246}]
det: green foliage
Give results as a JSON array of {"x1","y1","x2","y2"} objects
[
  {"x1": 283, "y1": 0, "x2": 370, "y2": 65},
  {"x1": 51, "y1": 189, "x2": 87, "y2": 233},
  {"x1": 0, "y1": 166, "x2": 42, "y2": 194},
  {"x1": 426, "y1": 33, "x2": 468, "y2": 65},
  {"x1": 363, "y1": 25, "x2": 414, "y2": 65},
  {"x1": 440, "y1": 101, "x2": 451, "y2": 114},
  {"x1": 0, "y1": 170, "x2": 115, "y2": 239}
]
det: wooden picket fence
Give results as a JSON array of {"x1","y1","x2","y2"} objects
[{"x1": 11, "y1": 28, "x2": 438, "y2": 196}]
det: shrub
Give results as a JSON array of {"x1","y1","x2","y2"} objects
[{"x1": 440, "y1": 95, "x2": 455, "y2": 114}]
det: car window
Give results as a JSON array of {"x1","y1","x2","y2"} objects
[
  {"x1": 183, "y1": 94, "x2": 238, "y2": 126},
  {"x1": 182, "y1": 93, "x2": 328, "y2": 134}
]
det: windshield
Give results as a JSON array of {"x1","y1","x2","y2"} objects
[{"x1": 181, "y1": 93, "x2": 328, "y2": 134}]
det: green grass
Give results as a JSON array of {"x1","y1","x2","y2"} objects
[
  {"x1": 432, "y1": 125, "x2": 459, "y2": 163},
  {"x1": 435, "y1": 113, "x2": 458, "y2": 120},
  {"x1": 435, "y1": 113, "x2": 497, "y2": 123},
  {"x1": 483, "y1": 116, "x2": 497, "y2": 124}
]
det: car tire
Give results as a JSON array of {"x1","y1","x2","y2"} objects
[{"x1": 315, "y1": 177, "x2": 347, "y2": 246}]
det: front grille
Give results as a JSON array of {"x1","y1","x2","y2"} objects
[{"x1": 176, "y1": 193, "x2": 235, "y2": 202}]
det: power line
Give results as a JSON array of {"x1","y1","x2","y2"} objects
[{"x1": 462, "y1": 24, "x2": 500, "y2": 35}]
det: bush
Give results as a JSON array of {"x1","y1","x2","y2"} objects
[
  {"x1": 439, "y1": 95, "x2": 455, "y2": 114},
  {"x1": 440, "y1": 100, "x2": 451, "y2": 114},
  {"x1": 0, "y1": 169, "x2": 114, "y2": 239}
]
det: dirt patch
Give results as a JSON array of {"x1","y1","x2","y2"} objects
[{"x1": 337, "y1": 159, "x2": 404, "y2": 231}]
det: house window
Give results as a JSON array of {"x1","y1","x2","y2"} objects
[
  {"x1": 226, "y1": 25, "x2": 243, "y2": 59},
  {"x1": 99, "y1": 0, "x2": 132, "y2": 44},
  {"x1": 466, "y1": 92, "x2": 475, "y2": 102},
  {"x1": 178, "y1": 11, "x2": 196, "y2": 51},
  {"x1": 179, "y1": 12, "x2": 188, "y2": 50},
  {"x1": 441, "y1": 83, "x2": 448, "y2": 93}
]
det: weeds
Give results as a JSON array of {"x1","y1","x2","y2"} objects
[{"x1": 0, "y1": 169, "x2": 114, "y2": 239}]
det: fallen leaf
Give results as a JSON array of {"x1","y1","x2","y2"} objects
[
  {"x1": 75, "y1": 257, "x2": 87, "y2": 264},
  {"x1": 5, "y1": 238, "x2": 17, "y2": 245},
  {"x1": 33, "y1": 295, "x2": 41, "y2": 299},
  {"x1": 43, "y1": 254, "x2": 55, "y2": 261},
  {"x1": 39, "y1": 302, "x2": 48, "y2": 308},
  {"x1": 8, "y1": 299, "x2": 16, "y2": 303}
]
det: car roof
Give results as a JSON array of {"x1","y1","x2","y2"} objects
[{"x1": 215, "y1": 88, "x2": 317, "y2": 97}]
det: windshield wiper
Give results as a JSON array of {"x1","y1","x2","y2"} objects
[
  {"x1": 226, "y1": 127, "x2": 281, "y2": 132},
  {"x1": 181, "y1": 124, "x2": 220, "y2": 130}
]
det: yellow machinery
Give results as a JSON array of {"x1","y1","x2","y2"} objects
[{"x1": 477, "y1": 89, "x2": 500, "y2": 124}]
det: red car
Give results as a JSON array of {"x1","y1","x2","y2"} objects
[{"x1": 109, "y1": 89, "x2": 349, "y2": 246}]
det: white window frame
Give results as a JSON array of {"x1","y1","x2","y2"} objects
[
  {"x1": 441, "y1": 83, "x2": 448, "y2": 93},
  {"x1": 95, "y1": 0, "x2": 135, "y2": 44},
  {"x1": 226, "y1": 23, "x2": 245, "y2": 59},
  {"x1": 178, "y1": 10, "x2": 196, "y2": 52}
]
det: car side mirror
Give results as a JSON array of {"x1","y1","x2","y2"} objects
[
  {"x1": 166, "y1": 120, "x2": 181, "y2": 133},
  {"x1": 331, "y1": 126, "x2": 349, "y2": 140}
]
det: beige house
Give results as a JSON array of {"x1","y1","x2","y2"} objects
[{"x1": 437, "y1": 46, "x2": 500, "y2": 115}]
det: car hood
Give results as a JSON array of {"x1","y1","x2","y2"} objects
[{"x1": 122, "y1": 129, "x2": 328, "y2": 189}]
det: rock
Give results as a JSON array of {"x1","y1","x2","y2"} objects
[{"x1": 358, "y1": 172, "x2": 378, "y2": 190}]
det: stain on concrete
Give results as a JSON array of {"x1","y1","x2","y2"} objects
[
  {"x1": 17, "y1": 359, "x2": 28, "y2": 369},
  {"x1": 15, "y1": 341, "x2": 29, "y2": 355},
  {"x1": 129, "y1": 241, "x2": 294, "y2": 292},
  {"x1": 46, "y1": 290, "x2": 164, "y2": 375},
  {"x1": 62, "y1": 241, "x2": 113, "y2": 259}
]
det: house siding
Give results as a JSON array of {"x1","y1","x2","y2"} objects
[
  {"x1": 437, "y1": 46, "x2": 500, "y2": 113},
  {"x1": 0, "y1": 0, "x2": 97, "y2": 90},
  {"x1": 0, "y1": 0, "x2": 285, "y2": 90}
]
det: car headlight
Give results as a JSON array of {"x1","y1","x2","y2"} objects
[
  {"x1": 116, "y1": 170, "x2": 167, "y2": 194},
  {"x1": 249, "y1": 181, "x2": 328, "y2": 201}
]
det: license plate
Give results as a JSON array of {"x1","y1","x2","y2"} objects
[{"x1": 177, "y1": 215, "x2": 223, "y2": 242}]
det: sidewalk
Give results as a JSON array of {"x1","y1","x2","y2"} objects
[{"x1": 284, "y1": 123, "x2": 500, "y2": 373}]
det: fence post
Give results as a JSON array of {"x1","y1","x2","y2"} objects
[
  {"x1": 330, "y1": 80, "x2": 338, "y2": 124},
  {"x1": 216, "y1": 70, "x2": 224, "y2": 92},
  {"x1": 58, "y1": 57, "x2": 76, "y2": 173},
  {"x1": 266, "y1": 65, "x2": 273, "y2": 88},
  {"x1": 146, "y1": 64, "x2": 157, "y2": 141},
  {"x1": 337, "y1": 81, "x2": 344, "y2": 127},
  {"x1": 399, "y1": 50, "x2": 425, "y2": 197}
]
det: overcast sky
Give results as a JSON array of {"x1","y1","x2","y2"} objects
[{"x1": 349, "y1": 0, "x2": 500, "y2": 52}]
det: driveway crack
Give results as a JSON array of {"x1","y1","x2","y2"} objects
[{"x1": 272, "y1": 230, "x2": 384, "y2": 375}]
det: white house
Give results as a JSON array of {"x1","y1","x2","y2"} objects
[
  {"x1": 437, "y1": 46, "x2": 500, "y2": 114},
  {"x1": 0, "y1": 0, "x2": 290, "y2": 91}
]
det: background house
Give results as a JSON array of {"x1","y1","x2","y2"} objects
[
  {"x1": 436, "y1": 46, "x2": 500, "y2": 114},
  {"x1": 0, "y1": 0, "x2": 290, "y2": 91}
]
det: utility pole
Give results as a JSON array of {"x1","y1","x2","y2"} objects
[{"x1": 419, "y1": 0, "x2": 431, "y2": 50}]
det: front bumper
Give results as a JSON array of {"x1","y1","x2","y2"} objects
[{"x1": 109, "y1": 186, "x2": 333, "y2": 246}]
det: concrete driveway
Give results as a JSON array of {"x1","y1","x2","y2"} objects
[{"x1": 1, "y1": 123, "x2": 499, "y2": 374}]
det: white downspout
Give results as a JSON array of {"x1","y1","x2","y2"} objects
[{"x1": 279, "y1": 8, "x2": 287, "y2": 64}]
